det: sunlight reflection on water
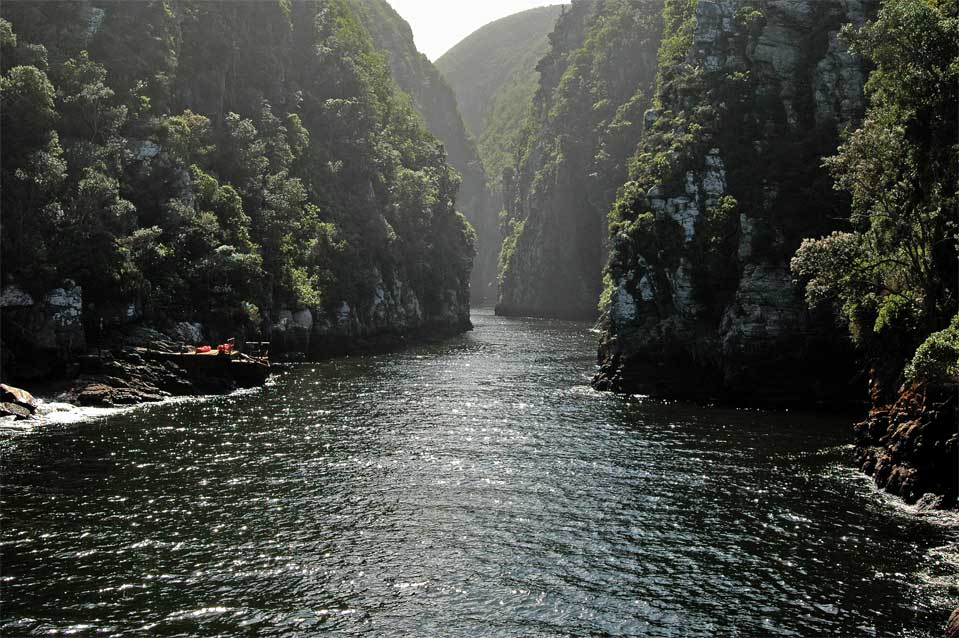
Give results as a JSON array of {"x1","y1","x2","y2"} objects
[{"x1": 1, "y1": 308, "x2": 957, "y2": 637}]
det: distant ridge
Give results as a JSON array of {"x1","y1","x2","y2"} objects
[{"x1": 436, "y1": 4, "x2": 566, "y2": 182}]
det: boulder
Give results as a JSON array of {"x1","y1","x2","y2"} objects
[
  {"x1": 948, "y1": 609, "x2": 959, "y2": 638},
  {"x1": 0, "y1": 402, "x2": 33, "y2": 420},
  {"x1": 76, "y1": 383, "x2": 116, "y2": 407},
  {"x1": 121, "y1": 325, "x2": 176, "y2": 349},
  {"x1": 170, "y1": 321, "x2": 204, "y2": 345},
  {"x1": 0, "y1": 384, "x2": 37, "y2": 413}
]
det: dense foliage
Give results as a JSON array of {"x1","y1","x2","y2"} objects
[
  {"x1": 436, "y1": 5, "x2": 565, "y2": 184},
  {"x1": 1, "y1": 0, "x2": 473, "y2": 340},
  {"x1": 349, "y1": 0, "x2": 496, "y2": 301},
  {"x1": 791, "y1": 0, "x2": 959, "y2": 391}
]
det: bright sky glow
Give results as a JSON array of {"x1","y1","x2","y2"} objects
[{"x1": 388, "y1": 1, "x2": 563, "y2": 60}]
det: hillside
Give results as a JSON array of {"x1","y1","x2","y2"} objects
[
  {"x1": 350, "y1": 0, "x2": 500, "y2": 303},
  {"x1": 0, "y1": 0, "x2": 474, "y2": 378},
  {"x1": 436, "y1": 4, "x2": 565, "y2": 183}
]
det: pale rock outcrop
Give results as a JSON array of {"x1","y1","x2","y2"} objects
[
  {"x1": 0, "y1": 286, "x2": 34, "y2": 308},
  {"x1": 0, "y1": 281, "x2": 85, "y2": 380},
  {"x1": 271, "y1": 308, "x2": 314, "y2": 355},
  {"x1": 132, "y1": 140, "x2": 162, "y2": 161},
  {"x1": 35, "y1": 282, "x2": 86, "y2": 352},
  {"x1": 170, "y1": 321, "x2": 204, "y2": 345},
  {"x1": 267, "y1": 262, "x2": 469, "y2": 359},
  {"x1": 596, "y1": 0, "x2": 872, "y2": 403}
]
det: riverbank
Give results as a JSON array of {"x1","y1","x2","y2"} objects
[
  {"x1": 2, "y1": 317, "x2": 474, "y2": 419},
  {"x1": 854, "y1": 382, "x2": 958, "y2": 510}
]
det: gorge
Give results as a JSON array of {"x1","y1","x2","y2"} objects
[{"x1": 1, "y1": 0, "x2": 957, "y2": 635}]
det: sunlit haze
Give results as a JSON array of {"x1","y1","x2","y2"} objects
[{"x1": 387, "y1": 1, "x2": 564, "y2": 60}]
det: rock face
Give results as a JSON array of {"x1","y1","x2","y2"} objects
[
  {"x1": 170, "y1": 321, "x2": 204, "y2": 345},
  {"x1": 497, "y1": 0, "x2": 664, "y2": 319},
  {"x1": 594, "y1": 0, "x2": 872, "y2": 403},
  {"x1": 436, "y1": 6, "x2": 568, "y2": 302},
  {"x1": 854, "y1": 383, "x2": 958, "y2": 507},
  {"x1": 1, "y1": 281, "x2": 86, "y2": 380},
  {"x1": 269, "y1": 266, "x2": 472, "y2": 359}
]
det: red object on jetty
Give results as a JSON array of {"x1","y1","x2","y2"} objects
[{"x1": 195, "y1": 345, "x2": 212, "y2": 353}]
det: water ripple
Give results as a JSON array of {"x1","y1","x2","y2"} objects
[{"x1": 1, "y1": 309, "x2": 956, "y2": 637}]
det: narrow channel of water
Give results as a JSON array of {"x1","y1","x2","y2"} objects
[{"x1": 2, "y1": 308, "x2": 956, "y2": 637}]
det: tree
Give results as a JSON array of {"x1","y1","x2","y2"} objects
[
  {"x1": 0, "y1": 63, "x2": 66, "y2": 287},
  {"x1": 791, "y1": 0, "x2": 958, "y2": 384}
]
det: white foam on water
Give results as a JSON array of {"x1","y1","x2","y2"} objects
[{"x1": 5, "y1": 383, "x2": 272, "y2": 431}]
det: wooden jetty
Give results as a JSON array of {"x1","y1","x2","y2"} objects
[{"x1": 135, "y1": 346, "x2": 271, "y2": 388}]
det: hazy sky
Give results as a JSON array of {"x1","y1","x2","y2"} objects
[{"x1": 388, "y1": 1, "x2": 564, "y2": 61}]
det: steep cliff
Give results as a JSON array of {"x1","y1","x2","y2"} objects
[
  {"x1": 436, "y1": 5, "x2": 566, "y2": 183},
  {"x1": 349, "y1": 0, "x2": 499, "y2": 304},
  {"x1": 497, "y1": 0, "x2": 664, "y2": 319},
  {"x1": 1, "y1": 0, "x2": 473, "y2": 378},
  {"x1": 593, "y1": 0, "x2": 872, "y2": 403}
]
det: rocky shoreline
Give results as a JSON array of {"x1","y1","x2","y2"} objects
[
  {"x1": 1, "y1": 347, "x2": 262, "y2": 417},
  {"x1": 1, "y1": 272, "x2": 474, "y2": 416},
  {"x1": 854, "y1": 382, "x2": 958, "y2": 510},
  {"x1": 1, "y1": 318, "x2": 475, "y2": 418}
]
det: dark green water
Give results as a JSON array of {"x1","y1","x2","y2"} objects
[{"x1": 2, "y1": 309, "x2": 957, "y2": 637}]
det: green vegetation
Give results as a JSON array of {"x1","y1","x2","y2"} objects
[
  {"x1": 604, "y1": 0, "x2": 853, "y2": 322},
  {"x1": 436, "y1": 5, "x2": 565, "y2": 183},
  {"x1": 349, "y1": 0, "x2": 486, "y2": 202},
  {"x1": 791, "y1": 0, "x2": 958, "y2": 390},
  {"x1": 348, "y1": 0, "x2": 493, "y2": 300},
  {"x1": 906, "y1": 316, "x2": 959, "y2": 384},
  {"x1": 0, "y1": 0, "x2": 473, "y2": 338},
  {"x1": 497, "y1": 0, "x2": 664, "y2": 317}
]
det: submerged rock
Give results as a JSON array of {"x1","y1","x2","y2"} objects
[{"x1": 948, "y1": 609, "x2": 959, "y2": 638}]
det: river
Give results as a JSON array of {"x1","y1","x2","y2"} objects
[{"x1": 2, "y1": 308, "x2": 957, "y2": 637}]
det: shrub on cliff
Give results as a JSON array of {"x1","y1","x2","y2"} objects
[{"x1": 906, "y1": 315, "x2": 959, "y2": 385}]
